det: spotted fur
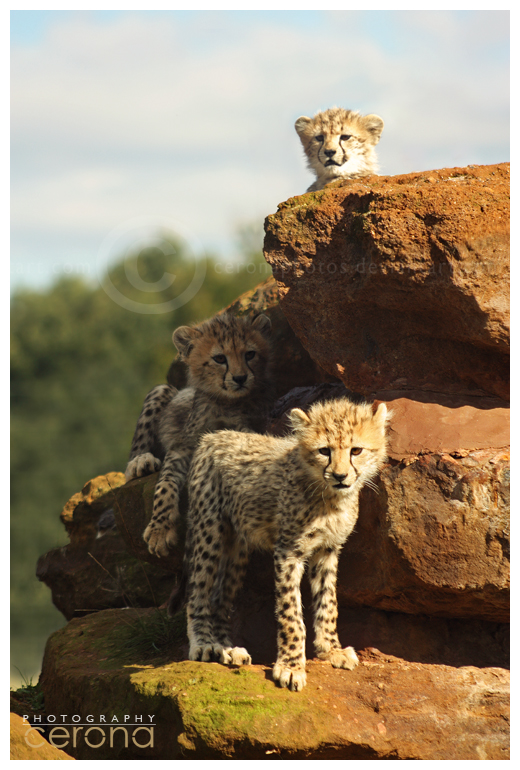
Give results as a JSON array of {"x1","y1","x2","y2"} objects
[
  {"x1": 125, "y1": 312, "x2": 274, "y2": 557},
  {"x1": 174, "y1": 397, "x2": 389, "y2": 692},
  {"x1": 295, "y1": 107, "x2": 384, "y2": 192}
]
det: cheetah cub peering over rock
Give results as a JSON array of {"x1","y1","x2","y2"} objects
[
  {"x1": 172, "y1": 397, "x2": 389, "y2": 692},
  {"x1": 295, "y1": 107, "x2": 384, "y2": 192},
  {"x1": 125, "y1": 312, "x2": 274, "y2": 557}
]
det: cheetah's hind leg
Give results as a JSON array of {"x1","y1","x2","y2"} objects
[
  {"x1": 206, "y1": 536, "x2": 252, "y2": 666},
  {"x1": 186, "y1": 522, "x2": 251, "y2": 666}
]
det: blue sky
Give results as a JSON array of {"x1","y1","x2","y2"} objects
[
  {"x1": 11, "y1": 10, "x2": 510, "y2": 292},
  {"x1": 10, "y1": 10, "x2": 358, "y2": 46}
]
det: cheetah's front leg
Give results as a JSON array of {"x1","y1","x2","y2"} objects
[
  {"x1": 309, "y1": 548, "x2": 359, "y2": 671},
  {"x1": 272, "y1": 549, "x2": 307, "y2": 692},
  {"x1": 125, "y1": 384, "x2": 176, "y2": 481},
  {"x1": 143, "y1": 449, "x2": 190, "y2": 557}
]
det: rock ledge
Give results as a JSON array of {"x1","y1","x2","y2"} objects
[{"x1": 39, "y1": 609, "x2": 509, "y2": 760}]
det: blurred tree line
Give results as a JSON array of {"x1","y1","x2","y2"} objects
[{"x1": 10, "y1": 228, "x2": 271, "y2": 685}]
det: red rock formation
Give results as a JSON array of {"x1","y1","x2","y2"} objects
[
  {"x1": 264, "y1": 164, "x2": 510, "y2": 400},
  {"x1": 38, "y1": 609, "x2": 509, "y2": 760},
  {"x1": 36, "y1": 473, "x2": 176, "y2": 619}
]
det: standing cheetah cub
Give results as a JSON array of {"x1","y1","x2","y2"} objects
[
  {"x1": 125, "y1": 312, "x2": 273, "y2": 557},
  {"x1": 295, "y1": 107, "x2": 384, "y2": 192},
  {"x1": 175, "y1": 397, "x2": 389, "y2": 692}
]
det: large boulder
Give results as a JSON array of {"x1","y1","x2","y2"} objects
[
  {"x1": 36, "y1": 473, "x2": 176, "y2": 620},
  {"x1": 38, "y1": 608, "x2": 509, "y2": 760},
  {"x1": 263, "y1": 163, "x2": 510, "y2": 401}
]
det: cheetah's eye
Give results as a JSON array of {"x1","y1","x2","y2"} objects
[
  {"x1": 340, "y1": 134, "x2": 352, "y2": 141},
  {"x1": 351, "y1": 447, "x2": 363, "y2": 456},
  {"x1": 245, "y1": 351, "x2": 256, "y2": 361},
  {"x1": 315, "y1": 134, "x2": 324, "y2": 142},
  {"x1": 318, "y1": 447, "x2": 331, "y2": 457},
  {"x1": 213, "y1": 354, "x2": 227, "y2": 365}
]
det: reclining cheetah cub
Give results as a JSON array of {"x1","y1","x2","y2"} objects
[
  {"x1": 125, "y1": 312, "x2": 273, "y2": 557},
  {"x1": 171, "y1": 397, "x2": 389, "y2": 692},
  {"x1": 295, "y1": 107, "x2": 384, "y2": 192}
]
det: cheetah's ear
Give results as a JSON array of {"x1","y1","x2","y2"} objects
[
  {"x1": 372, "y1": 402, "x2": 389, "y2": 428},
  {"x1": 251, "y1": 313, "x2": 271, "y2": 337},
  {"x1": 295, "y1": 116, "x2": 312, "y2": 137},
  {"x1": 362, "y1": 114, "x2": 384, "y2": 144},
  {"x1": 172, "y1": 325, "x2": 200, "y2": 356},
  {"x1": 289, "y1": 408, "x2": 311, "y2": 433}
]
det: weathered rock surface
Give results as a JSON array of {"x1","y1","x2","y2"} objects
[
  {"x1": 36, "y1": 474, "x2": 176, "y2": 620},
  {"x1": 58, "y1": 472, "x2": 126, "y2": 541},
  {"x1": 38, "y1": 608, "x2": 509, "y2": 760},
  {"x1": 345, "y1": 449, "x2": 509, "y2": 622},
  {"x1": 10, "y1": 713, "x2": 75, "y2": 760},
  {"x1": 380, "y1": 390, "x2": 509, "y2": 459},
  {"x1": 264, "y1": 163, "x2": 510, "y2": 400},
  {"x1": 167, "y1": 276, "x2": 335, "y2": 397}
]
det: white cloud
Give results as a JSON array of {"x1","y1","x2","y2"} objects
[{"x1": 10, "y1": 10, "x2": 509, "y2": 289}]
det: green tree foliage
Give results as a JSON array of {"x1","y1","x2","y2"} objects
[{"x1": 10, "y1": 238, "x2": 271, "y2": 684}]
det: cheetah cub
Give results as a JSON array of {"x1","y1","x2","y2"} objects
[
  {"x1": 295, "y1": 107, "x2": 384, "y2": 192},
  {"x1": 175, "y1": 397, "x2": 389, "y2": 692},
  {"x1": 125, "y1": 312, "x2": 273, "y2": 557}
]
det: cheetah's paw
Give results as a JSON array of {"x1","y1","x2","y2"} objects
[
  {"x1": 217, "y1": 646, "x2": 252, "y2": 666},
  {"x1": 143, "y1": 520, "x2": 178, "y2": 557},
  {"x1": 125, "y1": 453, "x2": 162, "y2": 481},
  {"x1": 188, "y1": 643, "x2": 218, "y2": 663},
  {"x1": 188, "y1": 643, "x2": 207, "y2": 662},
  {"x1": 188, "y1": 643, "x2": 251, "y2": 666},
  {"x1": 327, "y1": 646, "x2": 359, "y2": 670},
  {"x1": 272, "y1": 662, "x2": 307, "y2": 692}
]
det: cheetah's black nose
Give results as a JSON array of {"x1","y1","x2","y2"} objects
[
  {"x1": 233, "y1": 375, "x2": 247, "y2": 386},
  {"x1": 332, "y1": 472, "x2": 347, "y2": 482},
  {"x1": 324, "y1": 149, "x2": 336, "y2": 158}
]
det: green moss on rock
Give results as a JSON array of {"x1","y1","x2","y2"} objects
[{"x1": 39, "y1": 579, "x2": 509, "y2": 759}]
